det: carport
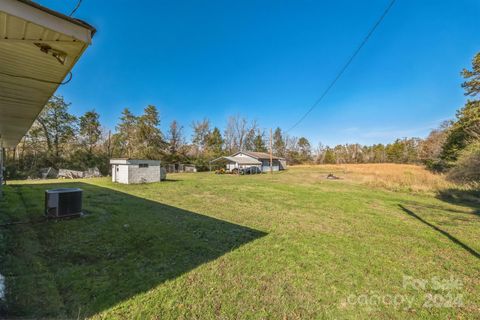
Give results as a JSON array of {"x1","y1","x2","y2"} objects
[{"x1": 210, "y1": 156, "x2": 262, "y2": 172}]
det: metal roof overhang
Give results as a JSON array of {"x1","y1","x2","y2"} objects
[
  {"x1": 211, "y1": 156, "x2": 262, "y2": 165},
  {"x1": 0, "y1": 0, "x2": 95, "y2": 147}
]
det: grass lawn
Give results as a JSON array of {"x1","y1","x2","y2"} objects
[{"x1": 0, "y1": 164, "x2": 479, "y2": 319}]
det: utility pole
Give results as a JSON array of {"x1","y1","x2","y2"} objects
[
  {"x1": 106, "y1": 130, "x2": 112, "y2": 158},
  {"x1": 269, "y1": 128, "x2": 273, "y2": 175}
]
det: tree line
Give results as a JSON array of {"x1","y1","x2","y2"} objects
[{"x1": 4, "y1": 52, "x2": 479, "y2": 183}]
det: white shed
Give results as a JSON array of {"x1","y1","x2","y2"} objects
[{"x1": 110, "y1": 159, "x2": 166, "y2": 184}]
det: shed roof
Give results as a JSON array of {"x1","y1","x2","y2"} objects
[
  {"x1": 0, "y1": 0, "x2": 95, "y2": 147},
  {"x1": 110, "y1": 159, "x2": 161, "y2": 165}
]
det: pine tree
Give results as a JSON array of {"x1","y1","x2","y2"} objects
[
  {"x1": 253, "y1": 130, "x2": 267, "y2": 152},
  {"x1": 116, "y1": 108, "x2": 137, "y2": 158},
  {"x1": 136, "y1": 105, "x2": 165, "y2": 159},
  {"x1": 323, "y1": 148, "x2": 336, "y2": 164},
  {"x1": 442, "y1": 52, "x2": 480, "y2": 163},
  {"x1": 35, "y1": 95, "x2": 77, "y2": 166},
  {"x1": 79, "y1": 110, "x2": 101, "y2": 154},
  {"x1": 461, "y1": 52, "x2": 480, "y2": 97},
  {"x1": 298, "y1": 137, "x2": 312, "y2": 162},
  {"x1": 206, "y1": 127, "x2": 224, "y2": 157},
  {"x1": 273, "y1": 127, "x2": 285, "y2": 156}
]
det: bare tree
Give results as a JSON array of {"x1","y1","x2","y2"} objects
[
  {"x1": 168, "y1": 120, "x2": 185, "y2": 156},
  {"x1": 314, "y1": 142, "x2": 325, "y2": 164},
  {"x1": 191, "y1": 118, "x2": 210, "y2": 154},
  {"x1": 224, "y1": 115, "x2": 252, "y2": 153}
]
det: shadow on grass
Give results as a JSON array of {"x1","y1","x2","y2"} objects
[
  {"x1": 400, "y1": 200, "x2": 479, "y2": 217},
  {"x1": 0, "y1": 182, "x2": 266, "y2": 318},
  {"x1": 399, "y1": 205, "x2": 480, "y2": 260},
  {"x1": 436, "y1": 189, "x2": 480, "y2": 215}
]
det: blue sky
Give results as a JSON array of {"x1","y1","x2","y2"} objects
[{"x1": 37, "y1": 0, "x2": 479, "y2": 146}]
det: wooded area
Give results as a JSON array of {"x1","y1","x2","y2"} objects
[{"x1": 4, "y1": 52, "x2": 479, "y2": 183}]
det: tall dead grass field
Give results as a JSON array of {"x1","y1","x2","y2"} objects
[{"x1": 288, "y1": 163, "x2": 457, "y2": 193}]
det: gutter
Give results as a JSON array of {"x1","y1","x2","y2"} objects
[{"x1": 16, "y1": 0, "x2": 97, "y2": 35}]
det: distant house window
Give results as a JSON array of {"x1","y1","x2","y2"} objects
[{"x1": 139, "y1": 164, "x2": 149, "y2": 168}]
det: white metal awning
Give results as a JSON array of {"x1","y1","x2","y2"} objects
[
  {"x1": 0, "y1": 0, "x2": 95, "y2": 147},
  {"x1": 210, "y1": 156, "x2": 262, "y2": 165}
]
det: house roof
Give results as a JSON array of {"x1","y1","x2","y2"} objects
[
  {"x1": 0, "y1": 0, "x2": 95, "y2": 147},
  {"x1": 233, "y1": 151, "x2": 285, "y2": 160},
  {"x1": 210, "y1": 156, "x2": 262, "y2": 165}
]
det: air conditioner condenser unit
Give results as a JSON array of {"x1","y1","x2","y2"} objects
[{"x1": 45, "y1": 188, "x2": 83, "y2": 218}]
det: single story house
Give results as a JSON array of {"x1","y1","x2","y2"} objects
[
  {"x1": 210, "y1": 151, "x2": 287, "y2": 173},
  {"x1": 110, "y1": 159, "x2": 166, "y2": 184}
]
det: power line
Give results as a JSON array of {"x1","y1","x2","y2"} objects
[
  {"x1": 286, "y1": 0, "x2": 397, "y2": 133},
  {"x1": 0, "y1": 71, "x2": 73, "y2": 85},
  {"x1": 69, "y1": 0, "x2": 83, "y2": 17}
]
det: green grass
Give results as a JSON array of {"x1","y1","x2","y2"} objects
[{"x1": 0, "y1": 167, "x2": 479, "y2": 319}]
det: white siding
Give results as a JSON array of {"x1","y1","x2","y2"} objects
[
  {"x1": 112, "y1": 164, "x2": 161, "y2": 184},
  {"x1": 226, "y1": 163, "x2": 262, "y2": 172},
  {"x1": 128, "y1": 164, "x2": 161, "y2": 184},
  {"x1": 260, "y1": 159, "x2": 281, "y2": 172},
  {"x1": 110, "y1": 159, "x2": 164, "y2": 184},
  {"x1": 262, "y1": 165, "x2": 279, "y2": 172},
  {"x1": 112, "y1": 164, "x2": 129, "y2": 184}
]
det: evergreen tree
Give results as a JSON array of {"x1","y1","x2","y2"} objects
[
  {"x1": 35, "y1": 95, "x2": 77, "y2": 166},
  {"x1": 136, "y1": 105, "x2": 165, "y2": 159},
  {"x1": 461, "y1": 52, "x2": 480, "y2": 97},
  {"x1": 371, "y1": 144, "x2": 386, "y2": 163},
  {"x1": 79, "y1": 110, "x2": 101, "y2": 154},
  {"x1": 116, "y1": 108, "x2": 137, "y2": 158},
  {"x1": 323, "y1": 148, "x2": 336, "y2": 164},
  {"x1": 206, "y1": 127, "x2": 224, "y2": 157},
  {"x1": 253, "y1": 130, "x2": 267, "y2": 152},
  {"x1": 442, "y1": 100, "x2": 480, "y2": 163},
  {"x1": 243, "y1": 125, "x2": 258, "y2": 152},
  {"x1": 273, "y1": 127, "x2": 285, "y2": 156},
  {"x1": 297, "y1": 137, "x2": 312, "y2": 162},
  {"x1": 442, "y1": 52, "x2": 480, "y2": 164}
]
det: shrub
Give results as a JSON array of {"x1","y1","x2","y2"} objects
[
  {"x1": 447, "y1": 141, "x2": 480, "y2": 183},
  {"x1": 424, "y1": 159, "x2": 450, "y2": 173}
]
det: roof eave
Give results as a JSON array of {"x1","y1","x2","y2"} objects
[
  {"x1": 16, "y1": 0, "x2": 96, "y2": 35},
  {"x1": 1, "y1": 0, "x2": 95, "y2": 43}
]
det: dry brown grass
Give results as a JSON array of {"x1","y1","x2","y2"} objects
[{"x1": 289, "y1": 163, "x2": 455, "y2": 193}]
